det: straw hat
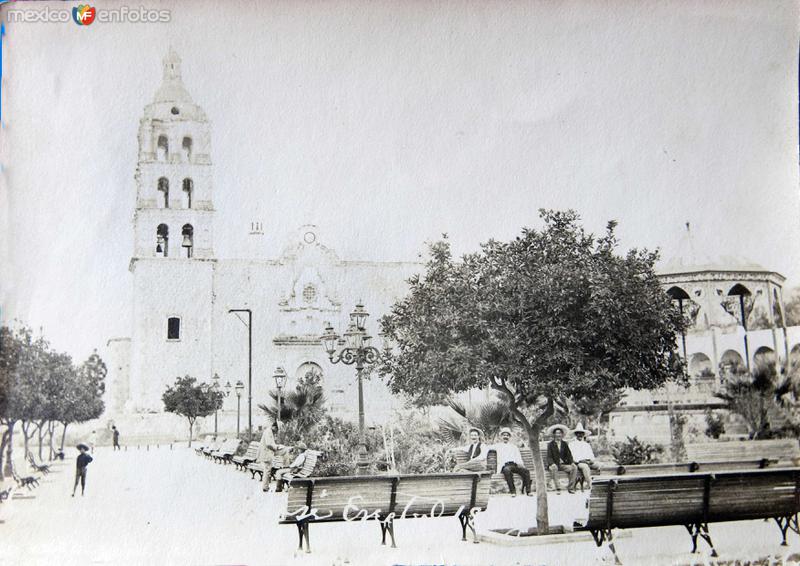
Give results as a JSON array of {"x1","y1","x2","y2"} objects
[
  {"x1": 572, "y1": 423, "x2": 592, "y2": 437},
  {"x1": 76, "y1": 443, "x2": 89, "y2": 451},
  {"x1": 545, "y1": 423, "x2": 570, "y2": 437},
  {"x1": 499, "y1": 427, "x2": 513, "y2": 437}
]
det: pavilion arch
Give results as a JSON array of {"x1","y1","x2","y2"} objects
[
  {"x1": 728, "y1": 283, "x2": 752, "y2": 297},
  {"x1": 719, "y1": 349, "x2": 745, "y2": 379},
  {"x1": 753, "y1": 346, "x2": 776, "y2": 368},
  {"x1": 688, "y1": 352, "x2": 714, "y2": 383},
  {"x1": 666, "y1": 286, "x2": 690, "y2": 301}
]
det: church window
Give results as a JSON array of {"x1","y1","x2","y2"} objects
[
  {"x1": 157, "y1": 135, "x2": 169, "y2": 161},
  {"x1": 171, "y1": 107, "x2": 179, "y2": 115},
  {"x1": 156, "y1": 224, "x2": 169, "y2": 257},
  {"x1": 167, "y1": 317, "x2": 181, "y2": 340},
  {"x1": 182, "y1": 178, "x2": 193, "y2": 209},
  {"x1": 302, "y1": 284, "x2": 317, "y2": 304},
  {"x1": 157, "y1": 177, "x2": 169, "y2": 208},
  {"x1": 182, "y1": 137, "x2": 192, "y2": 161},
  {"x1": 181, "y1": 224, "x2": 194, "y2": 258}
]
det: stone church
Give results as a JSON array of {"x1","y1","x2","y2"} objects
[{"x1": 104, "y1": 50, "x2": 420, "y2": 434}]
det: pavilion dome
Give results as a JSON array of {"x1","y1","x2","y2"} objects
[{"x1": 658, "y1": 223, "x2": 769, "y2": 276}]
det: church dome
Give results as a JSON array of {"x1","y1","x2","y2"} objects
[{"x1": 143, "y1": 48, "x2": 207, "y2": 122}]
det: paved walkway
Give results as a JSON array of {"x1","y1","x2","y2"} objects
[{"x1": 2, "y1": 447, "x2": 800, "y2": 565}]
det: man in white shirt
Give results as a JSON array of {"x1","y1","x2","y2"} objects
[
  {"x1": 494, "y1": 427, "x2": 531, "y2": 496},
  {"x1": 568, "y1": 423, "x2": 600, "y2": 489},
  {"x1": 454, "y1": 428, "x2": 488, "y2": 472},
  {"x1": 275, "y1": 441, "x2": 309, "y2": 492}
]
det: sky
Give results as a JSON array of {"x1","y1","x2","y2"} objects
[{"x1": 0, "y1": 0, "x2": 798, "y2": 361}]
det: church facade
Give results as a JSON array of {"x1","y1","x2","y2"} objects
[{"x1": 104, "y1": 50, "x2": 420, "y2": 432}]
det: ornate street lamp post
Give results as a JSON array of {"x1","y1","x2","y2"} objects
[
  {"x1": 320, "y1": 303, "x2": 380, "y2": 472},
  {"x1": 234, "y1": 380, "x2": 245, "y2": 436},
  {"x1": 273, "y1": 366, "x2": 287, "y2": 430}
]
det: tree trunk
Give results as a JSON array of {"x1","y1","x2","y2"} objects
[
  {"x1": 4, "y1": 420, "x2": 16, "y2": 478},
  {"x1": 188, "y1": 418, "x2": 195, "y2": 447},
  {"x1": 60, "y1": 422, "x2": 69, "y2": 451},
  {"x1": 21, "y1": 421, "x2": 32, "y2": 459},
  {"x1": 0, "y1": 428, "x2": 9, "y2": 479},
  {"x1": 524, "y1": 421, "x2": 550, "y2": 534},
  {"x1": 47, "y1": 422, "x2": 56, "y2": 460},
  {"x1": 37, "y1": 421, "x2": 46, "y2": 460}
]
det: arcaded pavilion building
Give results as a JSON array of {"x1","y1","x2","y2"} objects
[
  {"x1": 102, "y1": 50, "x2": 420, "y2": 439},
  {"x1": 607, "y1": 226, "x2": 800, "y2": 443}
]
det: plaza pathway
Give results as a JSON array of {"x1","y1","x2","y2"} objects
[{"x1": 2, "y1": 446, "x2": 800, "y2": 565}]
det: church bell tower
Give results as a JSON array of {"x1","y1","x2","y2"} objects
[{"x1": 127, "y1": 49, "x2": 216, "y2": 412}]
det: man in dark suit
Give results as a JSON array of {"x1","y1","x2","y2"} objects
[
  {"x1": 545, "y1": 424, "x2": 577, "y2": 494},
  {"x1": 454, "y1": 428, "x2": 487, "y2": 472}
]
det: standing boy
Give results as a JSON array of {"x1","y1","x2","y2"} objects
[{"x1": 72, "y1": 443, "x2": 93, "y2": 497}]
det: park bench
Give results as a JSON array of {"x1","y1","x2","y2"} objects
[
  {"x1": 232, "y1": 441, "x2": 260, "y2": 471},
  {"x1": 195, "y1": 436, "x2": 214, "y2": 455},
  {"x1": 279, "y1": 471, "x2": 491, "y2": 553},
  {"x1": 579, "y1": 467, "x2": 800, "y2": 563},
  {"x1": 685, "y1": 439, "x2": 800, "y2": 466},
  {"x1": 248, "y1": 446, "x2": 294, "y2": 480},
  {"x1": 608, "y1": 459, "x2": 778, "y2": 477},
  {"x1": 27, "y1": 454, "x2": 50, "y2": 475},
  {"x1": 448, "y1": 445, "x2": 586, "y2": 493},
  {"x1": 202, "y1": 439, "x2": 223, "y2": 458},
  {"x1": 11, "y1": 464, "x2": 39, "y2": 490},
  {"x1": 211, "y1": 439, "x2": 241, "y2": 464}
]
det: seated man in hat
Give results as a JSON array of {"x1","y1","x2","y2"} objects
[
  {"x1": 274, "y1": 441, "x2": 309, "y2": 492},
  {"x1": 546, "y1": 424, "x2": 577, "y2": 494},
  {"x1": 568, "y1": 423, "x2": 600, "y2": 489},
  {"x1": 453, "y1": 427, "x2": 489, "y2": 472},
  {"x1": 494, "y1": 427, "x2": 531, "y2": 496}
]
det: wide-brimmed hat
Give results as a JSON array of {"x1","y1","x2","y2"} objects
[
  {"x1": 76, "y1": 443, "x2": 89, "y2": 451},
  {"x1": 572, "y1": 423, "x2": 592, "y2": 437},
  {"x1": 467, "y1": 427, "x2": 483, "y2": 436},
  {"x1": 499, "y1": 427, "x2": 513, "y2": 437},
  {"x1": 295, "y1": 441, "x2": 307, "y2": 451},
  {"x1": 546, "y1": 424, "x2": 570, "y2": 437}
]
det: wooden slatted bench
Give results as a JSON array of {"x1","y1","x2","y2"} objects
[
  {"x1": 212, "y1": 439, "x2": 241, "y2": 464},
  {"x1": 580, "y1": 468, "x2": 800, "y2": 563},
  {"x1": 279, "y1": 472, "x2": 491, "y2": 553},
  {"x1": 195, "y1": 436, "x2": 214, "y2": 455},
  {"x1": 685, "y1": 439, "x2": 800, "y2": 466},
  {"x1": 607, "y1": 459, "x2": 778, "y2": 477},
  {"x1": 202, "y1": 439, "x2": 222, "y2": 458},
  {"x1": 232, "y1": 441, "x2": 260, "y2": 471}
]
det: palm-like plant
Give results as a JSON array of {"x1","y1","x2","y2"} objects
[
  {"x1": 437, "y1": 396, "x2": 515, "y2": 444},
  {"x1": 258, "y1": 369, "x2": 326, "y2": 435}
]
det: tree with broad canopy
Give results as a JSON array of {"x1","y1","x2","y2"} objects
[
  {"x1": 162, "y1": 375, "x2": 223, "y2": 446},
  {"x1": 378, "y1": 210, "x2": 686, "y2": 533}
]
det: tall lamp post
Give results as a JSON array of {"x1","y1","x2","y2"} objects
[
  {"x1": 320, "y1": 303, "x2": 380, "y2": 472},
  {"x1": 228, "y1": 308, "x2": 253, "y2": 437},
  {"x1": 273, "y1": 366, "x2": 287, "y2": 430},
  {"x1": 212, "y1": 373, "x2": 232, "y2": 437},
  {"x1": 234, "y1": 380, "x2": 245, "y2": 436}
]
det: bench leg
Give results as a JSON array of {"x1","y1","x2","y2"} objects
[
  {"x1": 589, "y1": 528, "x2": 621, "y2": 565},
  {"x1": 294, "y1": 521, "x2": 311, "y2": 553},
  {"x1": 775, "y1": 514, "x2": 799, "y2": 546},
  {"x1": 458, "y1": 511, "x2": 479, "y2": 544},
  {"x1": 380, "y1": 517, "x2": 397, "y2": 548},
  {"x1": 685, "y1": 522, "x2": 717, "y2": 557}
]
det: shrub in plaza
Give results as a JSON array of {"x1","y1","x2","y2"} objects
[
  {"x1": 0, "y1": 324, "x2": 105, "y2": 477},
  {"x1": 704, "y1": 408, "x2": 726, "y2": 440},
  {"x1": 162, "y1": 376, "x2": 223, "y2": 446},
  {"x1": 378, "y1": 210, "x2": 686, "y2": 533},
  {"x1": 612, "y1": 436, "x2": 663, "y2": 465}
]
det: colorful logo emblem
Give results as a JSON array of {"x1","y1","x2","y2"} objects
[{"x1": 72, "y1": 5, "x2": 96, "y2": 26}]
